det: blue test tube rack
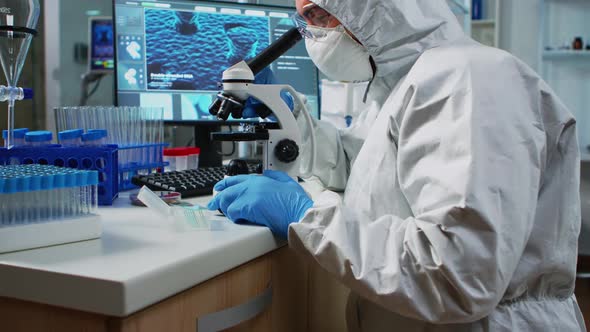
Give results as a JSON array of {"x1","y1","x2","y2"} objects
[
  {"x1": 0, "y1": 145, "x2": 119, "y2": 205},
  {"x1": 0, "y1": 142, "x2": 168, "y2": 205},
  {"x1": 117, "y1": 143, "x2": 168, "y2": 191}
]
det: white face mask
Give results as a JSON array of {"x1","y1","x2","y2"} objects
[{"x1": 305, "y1": 25, "x2": 374, "y2": 82}]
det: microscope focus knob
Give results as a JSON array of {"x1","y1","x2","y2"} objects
[{"x1": 274, "y1": 139, "x2": 299, "y2": 163}]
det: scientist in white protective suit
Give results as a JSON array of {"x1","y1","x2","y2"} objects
[{"x1": 208, "y1": 0, "x2": 587, "y2": 330}]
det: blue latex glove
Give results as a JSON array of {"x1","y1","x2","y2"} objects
[
  {"x1": 207, "y1": 170, "x2": 313, "y2": 238},
  {"x1": 243, "y1": 67, "x2": 294, "y2": 119}
]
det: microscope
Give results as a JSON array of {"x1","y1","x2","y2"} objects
[{"x1": 208, "y1": 28, "x2": 315, "y2": 179}]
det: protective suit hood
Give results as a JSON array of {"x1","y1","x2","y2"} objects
[{"x1": 310, "y1": 0, "x2": 465, "y2": 104}]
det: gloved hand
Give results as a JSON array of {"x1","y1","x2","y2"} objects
[
  {"x1": 242, "y1": 67, "x2": 294, "y2": 119},
  {"x1": 207, "y1": 170, "x2": 313, "y2": 238}
]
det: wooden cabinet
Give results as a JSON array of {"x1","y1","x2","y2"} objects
[
  {"x1": 576, "y1": 256, "x2": 590, "y2": 328},
  {"x1": 0, "y1": 246, "x2": 353, "y2": 332},
  {"x1": 0, "y1": 253, "x2": 273, "y2": 332}
]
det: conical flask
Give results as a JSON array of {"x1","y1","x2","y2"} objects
[
  {"x1": 0, "y1": 0, "x2": 39, "y2": 87},
  {"x1": 0, "y1": 0, "x2": 39, "y2": 148}
]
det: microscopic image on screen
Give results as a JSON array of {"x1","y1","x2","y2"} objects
[
  {"x1": 145, "y1": 9, "x2": 270, "y2": 91},
  {"x1": 180, "y1": 93, "x2": 216, "y2": 120}
]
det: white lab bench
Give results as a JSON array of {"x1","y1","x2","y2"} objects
[{"x1": 0, "y1": 192, "x2": 314, "y2": 332}]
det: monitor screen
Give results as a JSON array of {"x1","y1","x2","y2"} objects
[
  {"x1": 113, "y1": 0, "x2": 320, "y2": 123},
  {"x1": 89, "y1": 17, "x2": 115, "y2": 72}
]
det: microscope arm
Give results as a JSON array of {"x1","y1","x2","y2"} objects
[{"x1": 247, "y1": 84, "x2": 316, "y2": 179}]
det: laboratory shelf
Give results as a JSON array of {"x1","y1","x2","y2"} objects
[
  {"x1": 447, "y1": 0, "x2": 471, "y2": 35},
  {"x1": 543, "y1": 50, "x2": 590, "y2": 60},
  {"x1": 469, "y1": 0, "x2": 501, "y2": 48},
  {"x1": 472, "y1": 19, "x2": 496, "y2": 26}
]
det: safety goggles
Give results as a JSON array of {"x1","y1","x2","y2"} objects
[{"x1": 292, "y1": 3, "x2": 337, "y2": 39}]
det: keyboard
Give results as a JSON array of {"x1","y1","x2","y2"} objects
[{"x1": 131, "y1": 164, "x2": 259, "y2": 198}]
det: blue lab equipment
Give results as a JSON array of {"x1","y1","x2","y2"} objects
[
  {"x1": 208, "y1": 170, "x2": 313, "y2": 238},
  {"x1": 58, "y1": 129, "x2": 83, "y2": 146},
  {"x1": 0, "y1": 164, "x2": 99, "y2": 225},
  {"x1": 2, "y1": 128, "x2": 28, "y2": 147},
  {"x1": 88, "y1": 129, "x2": 108, "y2": 138},
  {"x1": 0, "y1": 144, "x2": 120, "y2": 205},
  {"x1": 0, "y1": 86, "x2": 33, "y2": 102},
  {"x1": 54, "y1": 106, "x2": 167, "y2": 191},
  {"x1": 82, "y1": 131, "x2": 106, "y2": 146},
  {"x1": 25, "y1": 130, "x2": 53, "y2": 146}
]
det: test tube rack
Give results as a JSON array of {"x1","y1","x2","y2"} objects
[
  {"x1": 0, "y1": 165, "x2": 101, "y2": 254},
  {"x1": 0, "y1": 145, "x2": 119, "y2": 205},
  {"x1": 117, "y1": 143, "x2": 168, "y2": 191},
  {"x1": 0, "y1": 143, "x2": 168, "y2": 204},
  {"x1": 54, "y1": 106, "x2": 167, "y2": 191}
]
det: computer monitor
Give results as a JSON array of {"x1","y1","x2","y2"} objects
[
  {"x1": 113, "y1": 0, "x2": 320, "y2": 124},
  {"x1": 89, "y1": 17, "x2": 115, "y2": 73}
]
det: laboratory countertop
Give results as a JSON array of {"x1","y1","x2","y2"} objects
[{"x1": 0, "y1": 192, "x2": 283, "y2": 317}]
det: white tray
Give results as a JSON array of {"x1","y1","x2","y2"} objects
[{"x1": 0, "y1": 215, "x2": 101, "y2": 253}]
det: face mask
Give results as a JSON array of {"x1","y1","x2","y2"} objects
[{"x1": 305, "y1": 25, "x2": 374, "y2": 82}]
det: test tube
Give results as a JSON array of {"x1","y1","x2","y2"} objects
[
  {"x1": 81, "y1": 131, "x2": 106, "y2": 146},
  {"x1": 0, "y1": 191, "x2": 4, "y2": 225},
  {"x1": 54, "y1": 172, "x2": 66, "y2": 221},
  {"x1": 88, "y1": 129, "x2": 108, "y2": 141},
  {"x1": 116, "y1": 107, "x2": 125, "y2": 165},
  {"x1": 30, "y1": 173, "x2": 41, "y2": 222},
  {"x1": 25, "y1": 131, "x2": 53, "y2": 147},
  {"x1": 58, "y1": 129, "x2": 83, "y2": 147},
  {"x1": 47, "y1": 173, "x2": 54, "y2": 221},
  {"x1": 20, "y1": 179, "x2": 28, "y2": 223},
  {"x1": 109, "y1": 106, "x2": 119, "y2": 145},
  {"x1": 95, "y1": 107, "x2": 105, "y2": 141},
  {"x1": 77, "y1": 169, "x2": 86, "y2": 215},
  {"x1": 129, "y1": 107, "x2": 138, "y2": 163},
  {"x1": 157, "y1": 107, "x2": 164, "y2": 161},
  {"x1": 2, "y1": 128, "x2": 29, "y2": 147}
]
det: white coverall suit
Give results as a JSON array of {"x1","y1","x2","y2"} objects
[{"x1": 289, "y1": 0, "x2": 587, "y2": 330}]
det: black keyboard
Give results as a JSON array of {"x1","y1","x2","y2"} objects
[{"x1": 131, "y1": 164, "x2": 259, "y2": 198}]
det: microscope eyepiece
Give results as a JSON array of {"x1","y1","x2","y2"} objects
[
  {"x1": 209, "y1": 27, "x2": 303, "y2": 122},
  {"x1": 246, "y1": 27, "x2": 302, "y2": 75}
]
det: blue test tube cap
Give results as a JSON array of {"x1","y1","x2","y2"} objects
[
  {"x1": 54, "y1": 173, "x2": 66, "y2": 188},
  {"x1": 30, "y1": 175, "x2": 42, "y2": 191},
  {"x1": 40, "y1": 173, "x2": 54, "y2": 191},
  {"x1": 75, "y1": 171, "x2": 87, "y2": 187},
  {"x1": 5, "y1": 177, "x2": 18, "y2": 193},
  {"x1": 87, "y1": 129, "x2": 108, "y2": 138},
  {"x1": 2, "y1": 128, "x2": 29, "y2": 139},
  {"x1": 87, "y1": 170, "x2": 99, "y2": 186},
  {"x1": 58, "y1": 129, "x2": 83, "y2": 141},
  {"x1": 64, "y1": 171, "x2": 76, "y2": 187},
  {"x1": 25, "y1": 130, "x2": 53, "y2": 143},
  {"x1": 18, "y1": 176, "x2": 31, "y2": 192},
  {"x1": 82, "y1": 131, "x2": 103, "y2": 142}
]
